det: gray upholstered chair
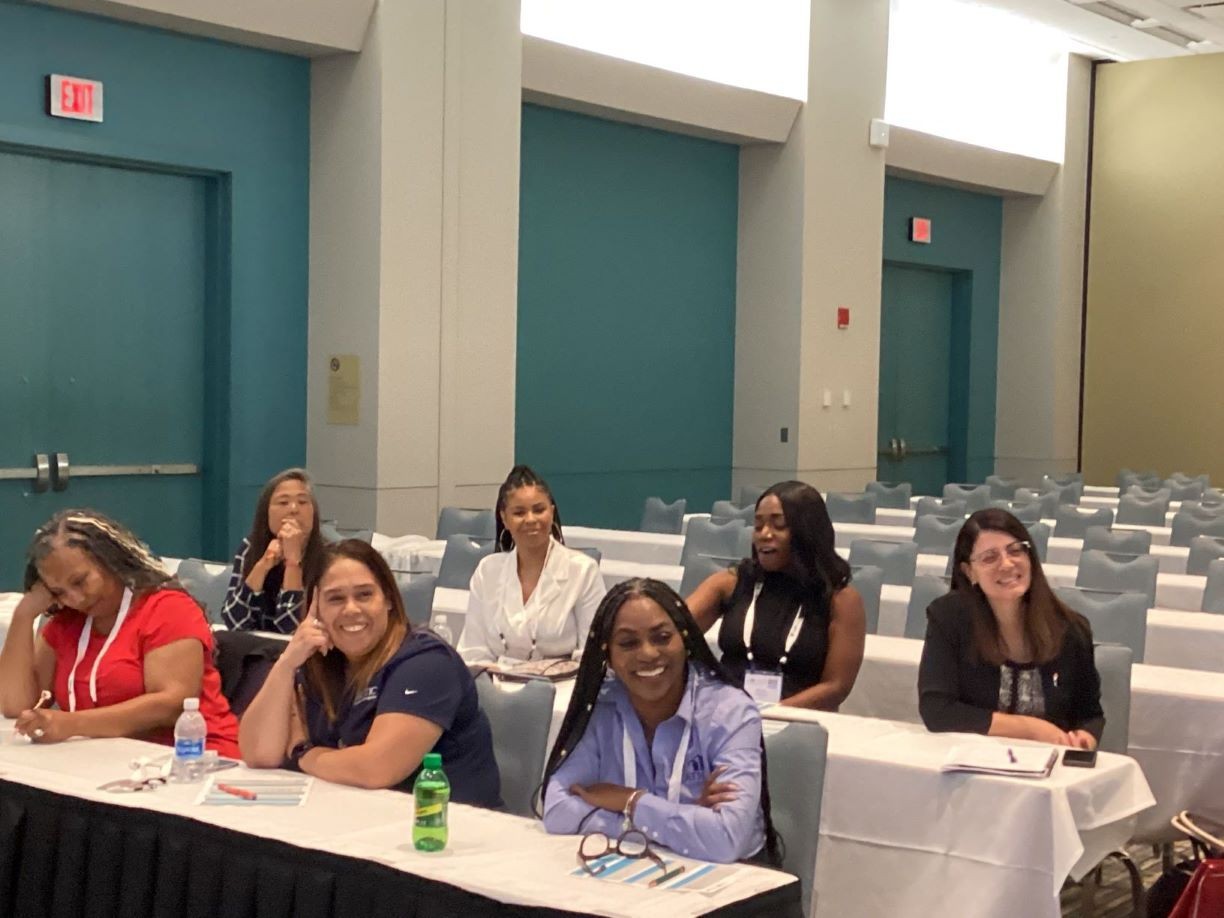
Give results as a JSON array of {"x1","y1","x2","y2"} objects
[
  {"x1": 1117, "y1": 469, "x2": 1161, "y2": 492},
  {"x1": 475, "y1": 676, "x2": 556, "y2": 818},
  {"x1": 1115, "y1": 493, "x2": 1170, "y2": 527},
  {"x1": 1055, "y1": 586, "x2": 1148, "y2": 663},
  {"x1": 710, "y1": 500, "x2": 754, "y2": 525},
  {"x1": 176, "y1": 558, "x2": 230, "y2": 625},
  {"x1": 737, "y1": 484, "x2": 766, "y2": 508},
  {"x1": 398, "y1": 573, "x2": 438, "y2": 627},
  {"x1": 994, "y1": 500, "x2": 1042, "y2": 525},
  {"x1": 985, "y1": 475, "x2": 1020, "y2": 500},
  {"x1": 1041, "y1": 480, "x2": 1082, "y2": 505},
  {"x1": 1045, "y1": 472, "x2": 1084, "y2": 488},
  {"x1": 865, "y1": 481, "x2": 913, "y2": 510},
  {"x1": 640, "y1": 496, "x2": 687, "y2": 534},
  {"x1": 942, "y1": 483, "x2": 991, "y2": 512},
  {"x1": 680, "y1": 517, "x2": 746, "y2": 568},
  {"x1": 1170, "y1": 511, "x2": 1224, "y2": 548},
  {"x1": 1094, "y1": 643, "x2": 1133, "y2": 756},
  {"x1": 1053, "y1": 505, "x2": 1114, "y2": 540},
  {"x1": 1164, "y1": 477, "x2": 1207, "y2": 502},
  {"x1": 1186, "y1": 536, "x2": 1224, "y2": 577},
  {"x1": 1075, "y1": 549, "x2": 1158, "y2": 609},
  {"x1": 436, "y1": 534, "x2": 495, "y2": 590},
  {"x1": 904, "y1": 575, "x2": 950, "y2": 640},
  {"x1": 826, "y1": 492, "x2": 878, "y2": 524},
  {"x1": 1014, "y1": 488, "x2": 1059, "y2": 519},
  {"x1": 913, "y1": 515, "x2": 962, "y2": 555},
  {"x1": 1026, "y1": 521, "x2": 1051, "y2": 562},
  {"x1": 679, "y1": 553, "x2": 737, "y2": 598},
  {"x1": 1082, "y1": 527, "x2": 1151, "y2": 556},
  {"x1": 436, "y1": 507, "x2": 496, "y2": 541},
  {"x1": 1203, "y1": 559, "x2": 1224, "y2": 613},
  {"x1": 850, "y1": 564, "x2": 884, "y2": 634},
  {"x1": 915, "y1": 497, "x2": 966, "y2": 519},
  {"x1": 764, "y1": 721, "x2": 828, "y2": 917},
  {"x1": 848, "y1": 539, "x2": 918, "y2": 587}
]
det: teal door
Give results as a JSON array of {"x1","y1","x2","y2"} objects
[
  {"x1": 877, "y1": 263, "x2": 954, "y2": 496},
  {"x1": 0, "y1": 150, "x2": 210, "y2": 589}
]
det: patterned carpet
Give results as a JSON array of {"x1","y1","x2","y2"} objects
[{"x1": 1060, "y1": 841, "x2": 1189, "y2": 918}]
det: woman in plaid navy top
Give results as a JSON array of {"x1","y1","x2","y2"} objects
[{"x1": 220, "y1": 469, "x2": 326, "y2": 633}]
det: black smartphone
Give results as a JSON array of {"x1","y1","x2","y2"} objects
[{"x1": 1063, "y1": 748, "x2": 1098, "y2": 768}]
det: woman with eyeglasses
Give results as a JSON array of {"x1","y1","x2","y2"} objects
[
  {"x1": 918, "y1": 508, "x2": 1103, "y2": 749},
  {"x1": 541, "y1": 579, "x2": 781, "y2": 865},
  {"x1": 220, "y1": 468, "x2": 326, "y2": 633}
]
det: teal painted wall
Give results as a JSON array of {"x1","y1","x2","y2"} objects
[
  {"x1": 881, "y1": 177, "x2": 1002, "y2": 483},
  {"x1": 0, "y1": 1, "x2": 308, "y2": 557},
  {"x1": 517, "y1": 104, "x2": 738, "y2": 529}
]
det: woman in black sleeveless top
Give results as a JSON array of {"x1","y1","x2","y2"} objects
[{"x1": 687, "y1": 481, "x2": 866, "y2": 710}]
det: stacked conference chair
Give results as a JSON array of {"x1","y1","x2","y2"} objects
[
  {"x1": 640, "y1": 496, "x2": 686, "y2": 534},
  {"x1": 1082, "y1": 526, "x2": 1152, "y2": 556},
  {"x1": 914, "y1": 497, "x2": 966, "y2": 519},
  {"x1": 1054, "y1": 586, "x2": 1148, "y2": 663},
  {"x1": 1075, "y1": 550, "x2": 1158, "y2": 610},
  {"x1": 904, "y1": 575, "x2": 950, "y2": 639},
  {"x1": 1186, "y1": 536, "x2": 1224, "y2": 576},
  {"x1": 913, "y1": 516, "x2": 961, "y2": 555},
  {"x1": 1053, "y1": 505, "x2": 1114, "y2": 540},
  {"x1": 1170, "y1": 511, "x2": 1224, "y2": 548},
  {"x1": 865, "y1": 480, "x2": 912, "y2": 509},
  {"x1": 943, "y1": 483, "x2": 991, "y2": 512},
  {"x1": 177, "y1": 558, "x2": 230, "y2": 625},
  {"x1": 436, "y1": 507, "x2": 496, "y2": 541},
  {"x1": 1203, "y1": 560, "x2": 1224, "y2": 613},
  {"x1": 1014, "y1": 488, "x2": 1059, "y2": 519},
  {"x1": 849, "y1": 564, "x2": 884, "y2": 634},
  {"x1": 984, "y1": 474, "x2": 1019, "y2": 500},
  {"x1": 825, "y1": 492, "x2": 877, "y2": 524},
  {"x1": 710, "y1": 500, "x2": 755, "y2": 525},
  {"x1": 1115, "y1": 492, "x2": 1170, "y2": 526},
  {"x1": 848, "y1": 540, "x2": 918, "y2": 587},
  {"x1": 436, "y1": 535, "x2": 495, "y2": 590},
  {"x1": 476, "y1": 676, "x2": 556, "y2": 818},
  {"x1": 763, "y1": 721, "x2": 829, "y2": 917}
]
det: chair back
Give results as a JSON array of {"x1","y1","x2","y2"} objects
[
  {"x1": 905, "y1": 575, "x2": 951, "y2": 639},
  {"x1": 1203, "y1": 487, "x2": 1224, "y2": 505},
  {"x1": 1075, "y1": 549, "x2": 1158, "y2": 609},
  {"x1": 1117, "y1": 469, "x2": 1161, "y2": 492},
  {"x1": 177, "y1": 558, "x2": 231, "y2": 625},
  {"x1": 710, "y1": 500, "x2": 755, "y2": 525},
  {"x1": 1082, "y1": 526, "x2": 1152, "y2": 556},
  {"x1": 1041, "y1": 480, "x2": 1082, "y2": 505},
  {"x1": 436, "y1": 535, "x2": 495, "y2": 590},
  {"x1": 1054, "y1": 586, "x2": 1148, "y2": 663},
  {"x1": 1053, "y1": 505, "x2": 1114, "y2": 540},
  {"x1": 865, "y1": 480, "x2": 913, "y2": 509},
  {"x1": 573, "y1": 545, "x2": 603, "y2": 564},
  {"x1": 1026, "y1": 521, "x2": 1051, "y2": 562},
  {"x1": 942, "y1": 483, "x2": 991, "y2": 512},
  {"x1": 681, "y1": 517, "x2": 747, "y2": 568},
  {"x1": 985, "y1": 475, "x2": 1020, "y2": 500},
  {"x1": 847, "y1": 539, "x2": 918, "y2": 586},
  {"x1": 398, "y1": 573, "x2": 438, "y2": 627},
  {"x1": 1014, "y1": 488, "x2": 1059, "y2": 519},
  {"x1": 1115, "y1": 493, "x2": 1170, "y2": 526},
  {"x1": 850, "y1": 564, "x2": 884, "y2": 634},
  {"x1": 1094, "y1": 644, "x2": 1133, "y2": 756},
  {"x1": 475, "y1": 676, "x2": 556, "y2": 818},
  {"x1": 435, "y1": 507, "x2": 496, "y2": 541},
  {"x1": 736, "y1": 484, "x2": 766, "y2": 508},
  {"x1": 1171, "y1": 511, "x2": 1224, "y2": 548},
  {"x1": 1164, "y1": 478, "x2": 1207, "y2": 502},
  {"x1": 915, "y1": 497, "x2": 966, "y2": 519},
  {"x1": 1204, "y1": 559, "x2": 1224, "y2": 614},
  {"x1": 913, "y1": 515, "x2": 962, "y2": 555},
  {"x1": 764, "y1": 721, "x2": 828, "y2": 918},
  {"x1": 998, "y1": 500, "x2": 1042, "y2": 525},
  {"x1": 1126, "y1": 484, "x2": 1172, "y2": 502},
  {"x1": 213, "y1": 629, "x2": 289, "y2": 718},
  {"x1": 826, "y1": 492, "x2": 877, "y2": 524},
  {"x1": 1044, "y1": 472, "x2": 1084, "y2": 488},
  {"x1": 640, "y1": 496, "x2": 686, "y2": 534},
  {"x1": 1177, "y1": 502, "x2": 1224, "y2": 520},
  {"x1": 1187, "y1": 536, "x2": 1224, "y2": 577},
  {"x1": 679, "y1": 554, "x2": 737, "y2": 598}
]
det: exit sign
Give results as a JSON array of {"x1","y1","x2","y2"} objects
[
  {"x1": 47, "y1": 74, "x2": 104, "y2": 123},
  {"x1": 909, "y1": 216, "x2": 932, "y2": 244}
]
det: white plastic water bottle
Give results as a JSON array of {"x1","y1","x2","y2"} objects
[{"x1": 171, "y1": 697, "x2": 207, "y2": 783}]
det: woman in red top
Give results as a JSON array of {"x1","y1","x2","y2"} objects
[{"x1": 0, "y1": 509, "x2": 239, "y2": 757}]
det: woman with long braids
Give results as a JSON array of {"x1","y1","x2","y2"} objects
[
  {"x1": 458, "y1": 465, "x2": 605, "y2": 664},
  {"x1": 0, "y1": 509, "x2": 239, "y2": 755},
  {"x1": 541, "y1": 578, "x2": 780, "y2": 865},
  {"x1": 687, "y1": 480, "x2": 866, "y2": 709}
]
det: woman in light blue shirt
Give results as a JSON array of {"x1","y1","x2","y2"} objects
[{"x1": 542, "y1": 578, "x2": 779, "y2": 865}]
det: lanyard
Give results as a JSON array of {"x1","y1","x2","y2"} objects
[
  {"x1": 495, "y1": 539, "x2": 554, "y2": 660},
  {"x1": 67, "y1": 587, "x2": 133, "y2": 712},
  {"x1": 742, "y1": 581, "x2": 805, "y2": 669},
  {"x1": 621, "y1": 708, "x2": 693, "y2": 805}
]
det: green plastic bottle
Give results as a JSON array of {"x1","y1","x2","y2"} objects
[{"x1": 413, "y1": 752, "x2": 450, "y2": 852}]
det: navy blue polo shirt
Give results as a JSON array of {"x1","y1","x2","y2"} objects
[{"x1": 302, "y1": 630, "x2": 502, "y2": 808}]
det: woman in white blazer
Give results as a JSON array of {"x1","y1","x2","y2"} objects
[{"x1": 458, "y1": 466, "x2": 607, "y2": 664}]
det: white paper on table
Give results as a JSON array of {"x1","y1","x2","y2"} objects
[{"x1": 940, "y1": 743, "x2": 1058, "y2": 778}]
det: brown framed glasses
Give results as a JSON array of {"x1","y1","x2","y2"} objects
[{"x1": 578, "y1": 829, "x2": 686, "y2": 887}]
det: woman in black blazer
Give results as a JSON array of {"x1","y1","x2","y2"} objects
[{"x1": 918, "y1": 508, "x2": 1103, "y2": 749}]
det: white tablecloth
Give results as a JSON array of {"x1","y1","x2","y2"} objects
[
  {"x1": 0, "y1": 730, "x2": 793, "y2": 918},
  {"x1": 839, "y1": 634, "x2": 1224, "y2": 843},
  {"x1": 545, "y1": 683, "x2": 1152, "y2": 918}
]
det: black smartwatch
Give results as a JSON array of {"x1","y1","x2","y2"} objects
[{"x1": 287, "y1": 740, "x2": 312, "y2": 770}]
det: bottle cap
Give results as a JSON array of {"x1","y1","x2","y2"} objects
[
  {"x1": 183, "y1": 697, "x2": 200, "y2": 711},
  {"x1": 422, "y1": 752, "x2": 442, "y2": 769}
]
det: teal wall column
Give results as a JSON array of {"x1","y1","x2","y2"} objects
[
  {"x1": 517, "y1": 104, "x2": 739, "y2": 529},
  {"x1": 881, "y1": 176, "x2": 1002, "y2": 483}
]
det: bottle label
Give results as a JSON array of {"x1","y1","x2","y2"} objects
[
  {"x1": 415, "y1": 803, "x2": 444, "y2": 818},
  {"x1": 175, "y1": 737, "x2": 204, "y2": 758}
]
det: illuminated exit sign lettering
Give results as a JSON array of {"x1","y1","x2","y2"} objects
[{"x1": 47, "y1": 74, "x2": 104, "y2": 123}]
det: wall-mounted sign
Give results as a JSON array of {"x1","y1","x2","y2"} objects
[
  {"x1": 47, "y1": 74, "x2": 104, "y2": 123},
  {"x1": 909, "y1": 216, "x2": 932, "y2": 244}
]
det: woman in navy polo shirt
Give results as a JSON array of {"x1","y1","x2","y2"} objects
[{"x1": 239, "y1": 540, "x2": 501, "y2": 807}]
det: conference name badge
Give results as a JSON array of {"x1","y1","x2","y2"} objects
[{"x1": 743, "y1": 669, "x2": 783, "y2": 706}]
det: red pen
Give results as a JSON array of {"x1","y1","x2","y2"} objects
[{"x1": 216, "y1": 783, "x2": 257, "y2": 801}]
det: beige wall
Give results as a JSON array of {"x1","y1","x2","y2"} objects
[{"x1": 1083, "y1": 55, "x2": 1224, "y2": 485}]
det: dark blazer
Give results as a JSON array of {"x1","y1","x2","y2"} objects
[{"x1": 917, "y1": 590, "x2": 1105, "y2": 741}]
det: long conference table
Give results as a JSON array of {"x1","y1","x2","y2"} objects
[{"x1": 0, "y1": 728, "x2": 799, "y2": 918}]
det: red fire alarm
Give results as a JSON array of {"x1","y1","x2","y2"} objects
[
  {"x1": 909, "y1": 217, "x2": 932, "y2": 244},
  {"x1": 837, "y1": 306, "x2": 850, "y2": 329}
]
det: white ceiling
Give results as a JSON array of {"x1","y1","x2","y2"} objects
[{"x1": 992, "y1": 0, "x2": 1224, "y2": 58}]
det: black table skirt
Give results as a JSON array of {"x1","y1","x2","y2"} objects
[{"x1": 0, "y1": 779, "x2": 801, "y2": 918}]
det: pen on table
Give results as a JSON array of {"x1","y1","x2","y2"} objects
[
  {"x1": 11, "y1": 691, "x2": 53, "y2": 739},
  {"x1": 649, "y1": 865, "x2": 686, "y2": 888},
  {"x1": 1006, "y1": 748, "x2": 1018, "y2": 765},
  {"x1": 216, "y1": 783, "x2": 258, "y2": 801}
]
